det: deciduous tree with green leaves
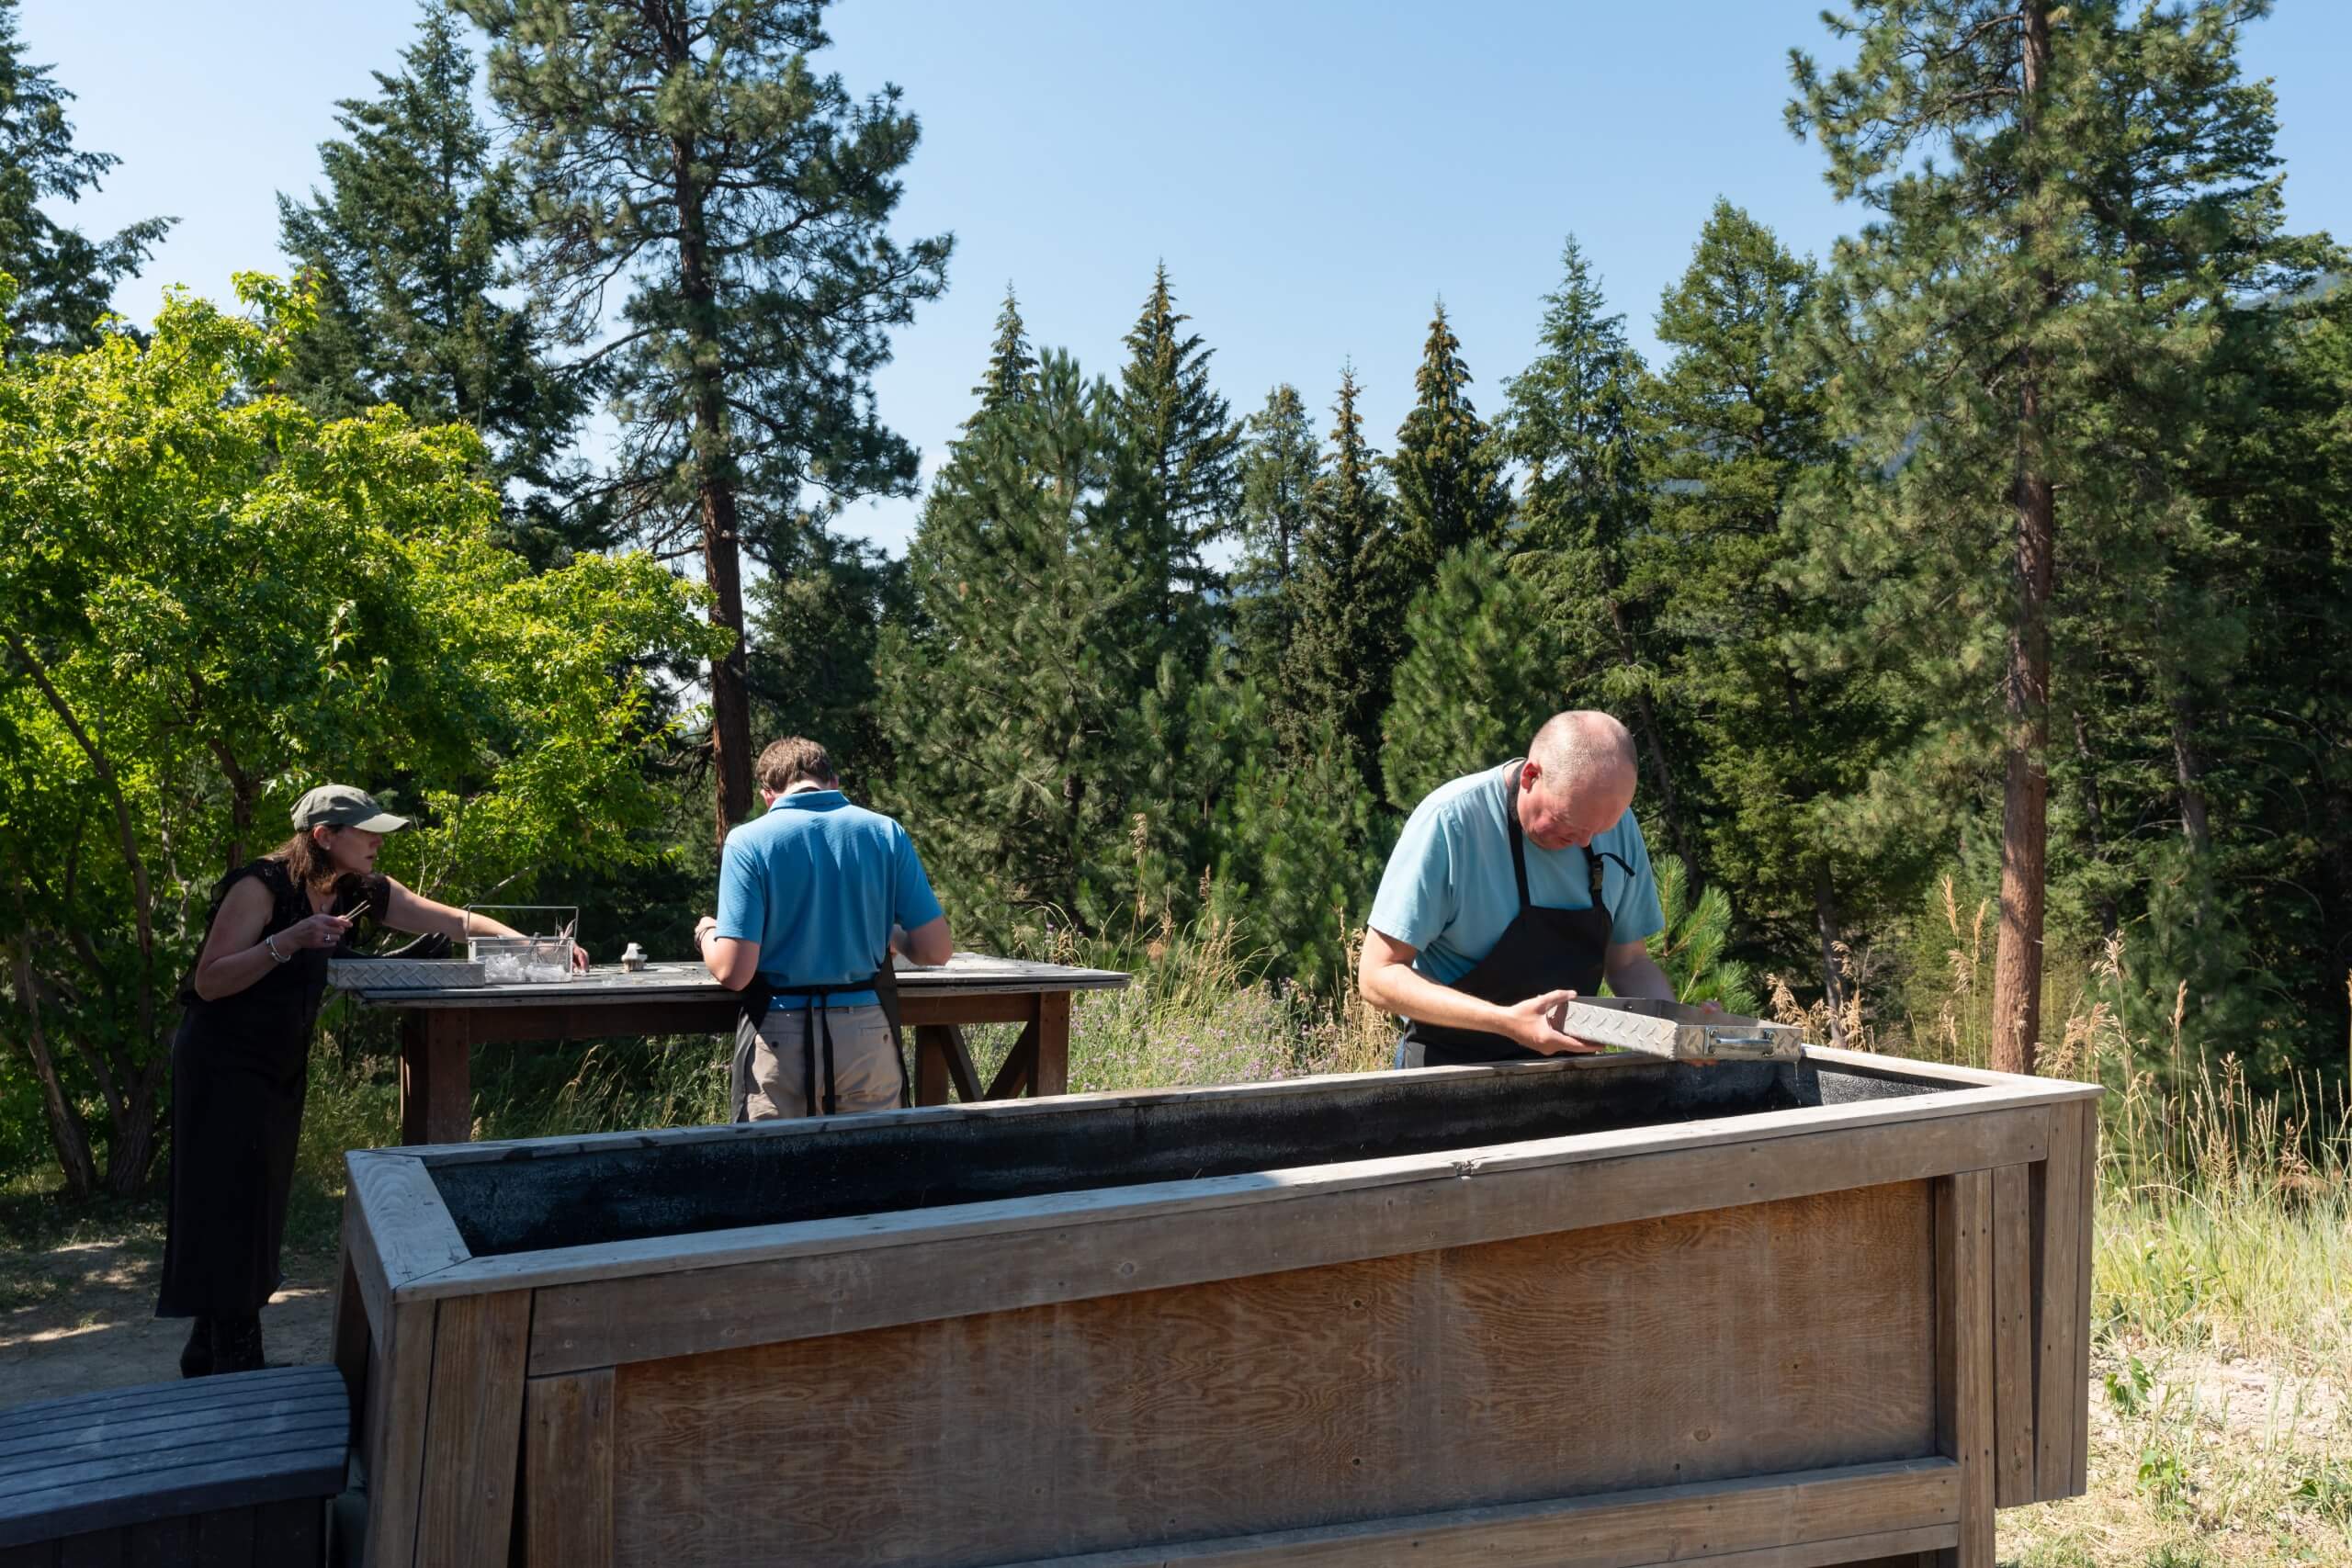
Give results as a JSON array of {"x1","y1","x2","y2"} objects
[
  {"x1": 0, "y1": 0, "x2": 173, "y2": 360},
  {"x1": 462, "y1": 0, "x2": 951, "y2": 841},
  {"x1": 0, "y1": 274, "x2": 721, "y2": 1196}
]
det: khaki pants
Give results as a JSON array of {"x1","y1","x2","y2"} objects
[{"x1": 737, "y1": 1003, "x2": 905, "y2": 1120}]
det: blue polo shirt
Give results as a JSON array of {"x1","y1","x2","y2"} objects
[
  {"x1": 713, "y1": 789, "x2": 944, "y2": 1006},
  {"x1": 1369, "y1": 761, "x2": 1665, "y2": 988}
]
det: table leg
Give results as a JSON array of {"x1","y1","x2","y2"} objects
[
  {"x1": 1034, "y1": 990, "x2": 1070, "y2": 1097},
  {"x1": 913, "y1": 1024, "x2": 951, "y2": 1107},
  {"x1": 400, "y1": 1010, "x2": 474, "y2": 1145}
]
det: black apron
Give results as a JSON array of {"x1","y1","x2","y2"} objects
[
  {"x1": 730, "y1": 966, "x2": 910, "y2": 1120},
  {"x1": 158, "y1": 862, "x2": 382, "y2": 1318},
  {"x1": 1397, "y1": 763, "x2": 1627, "y2": 1067}
]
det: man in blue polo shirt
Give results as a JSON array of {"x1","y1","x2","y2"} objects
[
  {"x1": 694, "y1": 737, "x2": 953, "y2": 1119},
  {"x1": 1360, "y1": 710, "x2": 1683, "y2": 1066}
]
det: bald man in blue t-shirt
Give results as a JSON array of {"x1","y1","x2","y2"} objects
[
  {"x1": 695, "y1": 737, "x2": 953, "y2": 1119},
  {"x1": 1360, "y1": 710, "x2": 1690, "y2": 1067}
]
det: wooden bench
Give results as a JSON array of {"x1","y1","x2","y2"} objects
[{"x1": 0, "y1": 1364, "x2": 346, "y2": 1567}]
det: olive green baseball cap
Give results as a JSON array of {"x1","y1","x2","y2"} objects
[{"x1": 290, "y1": 784, "x2": 411, "y2": 834}]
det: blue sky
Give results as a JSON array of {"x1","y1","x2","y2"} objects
[{"x1": 21, "y1": 0, "x2": 2352, "y2": 556}]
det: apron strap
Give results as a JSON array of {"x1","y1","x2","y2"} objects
[{"x1": 1505, "y1": 762, "x2": 1532, "y2": 912}]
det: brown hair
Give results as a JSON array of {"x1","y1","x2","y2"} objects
[
  {"x1": 756, "y1": 737, "x2": 840, "y2": 794},
  {"x1": 265, "y1": 827, "x2": 360, "y2": 897}
]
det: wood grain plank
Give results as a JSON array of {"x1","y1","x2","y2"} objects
[
  {"x1": 1991, "y1": 1161, "x2": 2035, "y2": 1507},
  {"x1": 1935, "y1": 1171, "x2": 1995, "y2": 1568},
  {"x1": 2071, "y1": 1099, "x2": 2098, "y2": 1497},
  {"x1": 522, "y1": 1371, "x2": 614, "y2": 1568},
  {"x1": 444, "y1": 1097, "x2": 2051, "y2": 1322},
  {"x1": 346, "y1": 1153, "x2": 469, "y2": 1293},
  {"x1": 605, "y1": 1186, "x2": 1938, "y2": 1568},
  {"x1": 986, "y1": 1019, "x2": 1040, "y2": 1100},
  {"x1": 330, "y1": 1247, "x2": 372, "y2": 1441},
  {"x1": 401, "y1": 1008, "x2": 474, "y2": 1145},
  {"x1": 980, "y1": 1458, "x2": 1956, "y2": 1568},
  {"x1": 1033, "y1": 990, "x2": 1070, "y2": 1096},
  {"x1": 526, "y1": 1111, "x2": 2031, "y2": 1373},
  {"x1": 2031, "y1": 1097, "x2": 2087, "y2": 1502},
  {"x1": 52, "y1": 1534, "x2": 118, "y2": 1568},
  {"x1": 357, "y1": 1300, "x2": 435, "y2": 1568},
  {"x1": 413, "y1": 1292, "x2": 531, "y2": 1568}
]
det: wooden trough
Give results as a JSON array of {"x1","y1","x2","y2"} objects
[{"x1": 332, "y1": 1046, "x2": 2098, "y2": 1568}]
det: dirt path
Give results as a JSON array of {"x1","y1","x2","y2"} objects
[{"x1": 1, "y1": 1232, "x2": 336, "y2": 1404}]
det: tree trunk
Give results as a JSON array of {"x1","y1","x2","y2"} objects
[
  {"x1": 2170, "y1": 701, "x2": 2212, "y2": 858},
  {"x1": 7, "y1": 924, "x2": 98, "y2": 1199},
  {"x1": 673, "y1": 136, "x2": 754, "y2": 846},
  {"x1": 1991, "y1": 0, "x2": 2057, "y2": 1078},
  {"x1": 1813, "y1": 863, "x2": 1849, "y2": 1049}
]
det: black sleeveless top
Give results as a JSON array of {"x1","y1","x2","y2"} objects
[{"x1": 175, "y1": 860, "x2": 390, "y2": 1055}]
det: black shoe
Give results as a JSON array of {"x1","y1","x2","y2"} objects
[
  {"x1": 212, "y1": 1314, "x2": 265, "y2": 1374},
  {"x1": 178, "y1": 1316, "x2": 214, "y2": 1380}
]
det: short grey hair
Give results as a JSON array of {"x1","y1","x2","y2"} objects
[{"x1": 1529, "y1": 710, "x2": 1638, "y2": 792}]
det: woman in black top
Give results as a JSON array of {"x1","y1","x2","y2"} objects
[{"x1": 158, "y1": 784, "x2": 582, "y2": 1377}]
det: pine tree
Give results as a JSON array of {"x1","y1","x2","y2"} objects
[
  {"x1": 967, "y1": 282, "x2": 1037, "y2": 423},
  {"x1": 278, "y1": 1, "x2": 594, "y2": 565},
  {"x1": 1788, "y1": 0, "x2": 2334, "y2": 1072},
  {"x1": 875, "y1": 349, "x2": 1151, "y2": 941},
  {"x1": 1388, "y1": 301, "x2": 1510, "y2": 582},
  {"x1": 462, "y1": 0, "x2": 951, "y2": 842},
  {"x1": 746, "y1": 522, "x2": 910, "y2": 790},
  {"x1": 1497, "y1": 237, "x2": 1697, "y2": 874},
  {"x1": 1230, "y1": 384, "x2": 1321, "y2": 686},
  {"x1": 0, "y1": 0, "x2": 174, "y2": 359},
  {"x1": 1382, "y1": 542, "x2": 1601, "y2": 812},
  {"x1": 1639, "y1": 199, "x2": 1913, "y2": 1039},
  {"x1": 1112, "y1": 263, "x2": 1242, "y2": 657},
  {"x1": 1281, "y1": 366, "x2": 1404, "y2": 787}
]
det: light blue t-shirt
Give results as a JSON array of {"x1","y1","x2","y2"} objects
[
  {"x1": 713, "y1": 790, "x2": 944, "y2": 1007},
  {"x1": 1368, "y1": 761, "x2": 1666, "y2": 988}
]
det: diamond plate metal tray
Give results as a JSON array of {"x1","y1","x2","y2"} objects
[
  {"x1": 327, "y1": 957, "x2": 489, "y2": 992},
  {"x1": 1554, "y1": 997, "x2": 1804, "y2": 1061}
]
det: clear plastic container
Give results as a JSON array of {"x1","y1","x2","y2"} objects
[{"x1": 463, "y1": 906, "x2": 578, "y2": 984}]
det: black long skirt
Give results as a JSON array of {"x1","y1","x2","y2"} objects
[{"x1": 154, "y1": 1012, "x2": 311, "y2": 1319}]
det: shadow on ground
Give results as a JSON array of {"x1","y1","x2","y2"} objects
[{"x1": 1, "y1": 1202, "x2": 334, "y2": 1404}]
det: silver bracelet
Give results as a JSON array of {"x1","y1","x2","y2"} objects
[{"x1": 264, "y1": 932, "x2": 291, "y2": 964}]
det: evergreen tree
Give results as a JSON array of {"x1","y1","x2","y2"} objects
[
  {"x1": 1639, "y1": 199, "x2": 1915, "y2": 1039},
  {"x1": 746, "y1": 521, "x2": 910, "y2": 790},
  {"x1": 462, "y1": 0, "x2": 952, "y2": 842},
  {"x1": 1112, "y1": 263, "x2": 1242, "y2": 659},
  {"x1": 1388, "y1": 301, "x2": 1510, "y2": 582},
  {"x1": 1788, "y1": 0, "x2": 2334, "y2": 1072},
  {"x1": 277, "y1": 1, "x2": 595, "y2": 565},
  {"x1": 1281, "y1": 366, "x2": 1404, "y2": 787},
  {"x1": 1382, "y1": 542, "x2": 1600, "y2": 812},
  {"x1": 1497, "y1": 238, "x2": 1698, "y2": 873},
  {"x1": 0, "y1": 0, "x2": 174, "y2": 359},
  {"x1": 1230, "y1": 384, "x2": 1321, "y2": 686},
  {"x1": 967, "y1": 282, "x2": 1037, "y2": 423},
  {"x1": 1204, "y1": 698, "x2": 1384, "y2": 997},
  {"x1": 875, "y1": 349, "x2": 1150, "y2": 941}
]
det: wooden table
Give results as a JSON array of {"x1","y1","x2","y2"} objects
[{"x1": 345, "y1": 955, "x2": 1129, "y2": 1145}]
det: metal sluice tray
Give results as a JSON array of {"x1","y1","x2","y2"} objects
[{"x1": 1554, "y1": 997, "x2": 1804, "y2": 1062}]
